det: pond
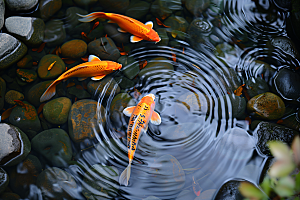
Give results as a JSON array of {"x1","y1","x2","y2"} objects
[{"x1": 0, "y1": 0, "x2": 300, "y2": 199}]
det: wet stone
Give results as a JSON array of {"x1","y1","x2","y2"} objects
[
  {"x1": 117, "y1": 55, "x2": 140, "y2": 79},
  {"x1": 73, "y1": 0, "x2": 97, "y2": 7},
  {"x1": 164, "y1": 16, "x2": 189, "y2": 40},
  {"x1": 38, "y1": 54, "x2": 65, "y2": 80},
  {"x1": 98, "y1": 0, "x2": 129, "y2": 14},
  {"x1": 245, "y1": 77, "x2": 269, "y2": 99},
  {"x1": 5, "y1": 90, "x2": 24, "y2": 105},
  {"x1": 0, "y1": 193, "x2": 21, "y2": 200},
  {"x1": 87, "y1": 36, "x2": 120, "y2": 61},
  {"x1": 9, "y1": 101, "x2": 41, "y2": 139},
  {"x1": 67, "y1": 87, "x2": 91, "y2": 99},
  {"x1": 253, "y1": 121, "x2": 298, "y2": 156},
  {"x1": 43, "y1": 97, "x2": 72, "y2": 125},
  {"x1": 185, "y1": 0, "x2": 210, "y2": 16},
  {"x1": 0, "y1": 33, "x2": 28, "y2": 70},
  {"x1": 87, "y1": 76, "x2": 120, "y2": 99},
  {"x1": 214, "y1": 43, "x2": 240, "y2": 67},
  {"x1": 5, "y1": 17, "x2": 45, "y2": 47},
  {"x1": 43, "y1": 20, "x2": 66, "y2": 48},
  {"x1": 65, "y1": 7, "x2": 89, "y2": 38},
  {"x1": 27, "y1": 80, "x2": 53, "y2": 107},
  {"x1": 115, "y1": 76, "x2": 134, "y2": 89},
  {"x1": 104, "y1": 23, "x2": 131, "y2": 44},
  {"x1": 82, "y1": 165, "x2": 119, "y2": 199},
  {"x1": 218, "y1": 94, "x2": 247, "y2": 120},
  {"x1": 0, "y1": 167, "x2": 9, "y2": 194},
  {"x1": 61, "y1": 39, "x2": 87, "y2": 59},
  {"x1": 8, "y1": 155, "x2": 42, "y2": 198},
  {"x1": 31, "y1": 128, "x2": 72, "y2": 167},
  {"x1": 17, "y1": 55, "x2": 33, "y2": 68},
  {"x1": 87, "y1": 21, "x2": 104, "y2": 41},
  {"x1": 273, "y1": 68, "x2": 300, "y2": 102},
  {"x1": 139, "y1": 57, "x2": 174, "y2": 78},
  {"x1": 0, "y1": 123, "x2": 31, "y2": 167},
  {"x1": 16, "y1": 68, "x2": 37, "y2": 83},
  {"x1": 187, "y1": 18, "x2": 213, "y2": 45},
  {"x1": 0, "y1": 77, "x2": 6, "y2": 111},
  {"x1": 68, "y1": 99, "x2": 106, "y2": 142},
  {"x1": 39, "y1": 0, "x2": 62, "y2": 21},
  {"x1": 5, "y1": 0, "x2": 38, "y2": 11},
  {"x1": 156, "y1": 28, "x2": 169, "y2": 46},
  {"x1": 151, "y1": 0, "x2": 182, "y2": 20},
  {"x1": 215, "y1": 180, "x2": 244, "y2": 200},
  {"x1": 36, "y1": 167, "x2": 79, "y2": 200},
  {"x1": 0, "y1": 0, "x2": 4, "y2": 30},
  {"x1": 125, "y1": 1, "x2": 151, "y2": 20},
  {"x1": 214, "y1": 67, "x2": 242, "y2": 93},
  {"x1": 268, "y1": 36, "x2": 300, "y2": 61},
  {"x1": 247, "y1": 92, "x2": 285, "y2": 120}
]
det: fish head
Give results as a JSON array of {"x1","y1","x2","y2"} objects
[
  {"x1": 147, "y1": 29, "x2": 161, "y2": 43},
  {"x1": 107, "y1": 62, "x2": 122, "y2": 71},
  {"x1": 140, "y1": 93, "x2": 156, "y2": 106}
]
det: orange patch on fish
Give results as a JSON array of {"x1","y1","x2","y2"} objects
[
  {"x1": 156, "y1": 18, "x2": 170, "y2": 28},
  {"x1": 90, "y1": 21, "x2": 100, "y2": 33},
  {"x1": 234, "y1": 84, "x2": 245, "y2": 96}
]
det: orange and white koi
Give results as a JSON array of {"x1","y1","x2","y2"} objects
[
  {"x1": 40, "y1": 55, "x2": 122, "y2": 102},
  {"x1": 77, "y1": 12, "x2": 161, "y2": 43},
  {"x1": 119, "y1": 94, "x2": 161, "y2": 186}
]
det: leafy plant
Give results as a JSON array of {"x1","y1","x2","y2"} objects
[{"x1": 239, "y1": 135, "x2": 300, "y2": 200}]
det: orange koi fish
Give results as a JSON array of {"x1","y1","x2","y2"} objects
[
  {"x1": 119, "y1": 94, "x2": 161, "y2": 186},
  {"x1": 77, "y1": 12, "x2": 161, "y2": 43},
  {"x1": 40, "y1": 55, "x2": 122, "y2": 102}
]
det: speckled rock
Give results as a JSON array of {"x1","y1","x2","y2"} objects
[
  {"x1": 247, "y1": 92, "x2": 285, "y2": 120},
  {"x1": 8, "y1": 155, "x2": 42, "y2": 198},
  {"x1": 16, "y1": 68, "x2": 37, "y2": 83},
  {"x1": 61, "y1": 39, "x2": 87, "y2": 59},
  {"x1": 38, "y1": 54, "x2": 65, "y2": 79},
  {"x1": 185, "y1": 0, "x2": 210, "y2": 16},
  {"x1": 9, "y1": 101, "x2": 41, "y2": 139},
  {"x1": 32, "y1": 128, "x2": 72, "y2": 167},
  {"x1": 0, "y1": 33, "x2": 27, "y2": 70},
  {"x1": 0, "y1": 167, "x2": 9, "y2": 194},
  {"x1": 27, "y1": 80, "x2": 53, "y2": 107},
  {"x1": 0, "y1": 0, "x2": 4, "y2": 30},
  {"x1": 39, "y1": 0, "x2": 62, "y2": 21},
  {"x1": 43, "y1": 97, "x2": 72, "y2": 124},
  {"x1": 4, "y1": 90, "x2": 24, "y2": 105},
  {"x1": 215, "y1": 180, "x2": 244, "y2": 200},
  {"x1": 87, "y1": 37, "x2": 120, "y2": 61},
  {"x1": 17, "y1": 55, "x2": 33, "y2": 68},
  {"x1": 43, "y1": 20, "x2": 66, "y2": 47},
  {"x1": 117, "y1": 56, "x2": 140, "y2": 79},
  {"x1": 0, "y1": 123, "x2": 31, "y2": 167},
  {"x1": 87, "y1": 76, "x2": 120, "y2": 99},
  {"x1": 5, "y1": 17, "x2": 45, "y2": 47},
  {"x1": 0, "y1": 77, "x2": 6, "y2": 111},
  {"x1": 68, "y1": 99, "x2": 106, "y2": 142},
  {"x1": 5, "y1": 0, "x2": 38, "y2": 11},
  {"x1": 36, "y1": 167, "x2": 79, "y2": 200},
  {"x1": 98, "y1": 0, "x2": 129, "y2": 13}
]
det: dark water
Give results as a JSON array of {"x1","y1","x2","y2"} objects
[{"x1": 2, "y1": 0, "x2": 299, "y2": 199}]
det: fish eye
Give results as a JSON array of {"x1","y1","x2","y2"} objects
[{"x1": 150, "y1": 39, "x2": 152, "y2": 41}]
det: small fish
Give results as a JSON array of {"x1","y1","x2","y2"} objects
[
  {"x1": 48, "y1": 61, "x2": 56, "y2": 71},
  {"x1": 192, "y1": 176, "x2": 202, "y2": 196},
  {"x1": 90, "y1": 21, "x2": 100, "y2": 33},
  {"x1": 40, "y1": 55, "x2": 122, "y2": 102},
  {"x1": 0, "y1": 105, "x2": 17, "y2": 121},
  {"x1": 77, "y1": 12, "x2": 161, "y2": 43},
  {"x1": 119, "y1": 94, "x2": 161, "y2": 186},
  {"x1": 14, "y1": 100, "x2": 27, "y2": 109},
  {"x1": 156, "y1": 18, "x2": 170, "y2": 28}
]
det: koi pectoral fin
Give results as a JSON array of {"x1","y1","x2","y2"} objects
[
  {"x1": 123, "y1": 106, "x2": 136, "y2": 117},
  {"x1": 118, "y1": 28, "x2": 127, "y2": 33},
  {"x1": 88, "y1": 55, "x2": 101, "y2": 62},
  {"x1": 150, "y1": 111, "x2": 161, "y2": 125},
  {"x1": 145, "y1": 21, "x2": 153, "y2": 28},
  {"x1": 130, "y1": 35, "x2": 143, "y2": 43},
  {"x1": 91, "y1": 75, "x2": 106, "y2": 81}
]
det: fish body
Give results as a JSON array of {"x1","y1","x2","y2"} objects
[
  {"x1": 77, "y1": 12, "x2": 161, "y2": 43},
  {"x1": 40, "y1": 55, "x2": 122, "y2": 102},
  {"x1": 119, "y1": 94, "x2": 161, "y2": 186}
]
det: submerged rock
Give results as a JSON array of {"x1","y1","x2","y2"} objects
[
  {"x1": 17, "y1": 54, "x2": 33, "y2": 68},
  {"x1": 5, "y1": 90, "x2": 24, "y2": 105},
  {"x1": 38, "y1": 54, "x2": 65, "y2": 80},
  {"x1": 61, "y1": 39, "x2": 87, "y2": 59},
  {"x1": 0, "y1": 77, "x2": 6, "y2": 111},
  {"x1": 185, "y1": 0, "x2": 210, "y2": 16},
  {"x1": 39, "y1": 0, "x2": 62, "y2": 21},
  {"x1": 87, "y1": 37, "x2": 120, "y2": 61},
  {"x1": 125, "y1": 1, "x2": 151, "y2": 20},
  {"x1": 27, "y1": 80, "x2": 53, "y2": 107},
  {"x1": 245, "y1": 77, "x2": 269, "y2": 99},
  {"x1": 87, "y1": 76, "x2": 120, "y2": 99},
  {"x1": 5, "y1": 0, "x2": 38, "y2": 11},
  {"x1": 43, "y1": 97, "x2": 72, "y2": 124},
  {"x1": 117, "y1": 55, "x2": 140, "y2": 79},
  {"x1": 151, "y1": 0, "x2": 182, "y2": 20},
  {"x1": 0, "y1": 167, "x2": 9, "y2": 194},
  {"x1": 16, "y1": 68, "x2": 37, "y2": 83},
  {"x1": 215, "y1": 180, "x2": 244, "y2": 200},
  {"x1": 0, "y1": 0, "x2": 4, "y2": 30},
  {"x1": 44, "y1": 20, "x2": 66, "y2": 48}
]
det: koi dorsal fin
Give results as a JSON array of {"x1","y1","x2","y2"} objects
[
  {"x1": 145, "y1": 21, "x2": 153, "y2": 28},
  {"x1": 123, "y1": 106, "x2": 136, "y2": 117},
  {"x1": 130, "y1": 35, "x2": 143, "y2": 43},
  {"x1": 150, "y1": 111, "x2": 161, "y2": 125},
  {"x1": 88, "y1": 55, "x2": 101, "y2": 62}
]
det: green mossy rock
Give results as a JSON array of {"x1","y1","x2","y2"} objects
[
  {"x1": 87, "y1": 37, "x2": 120, "y2": 61},
  {"x1": 87, "y1": 76, "x2": 120, "y2": 99},
  {"x1": 16, "y1": 68, "x2": 37, "y2": 83},
  {"x1": 245, "y1": 77, "x2": 270, "y2": 99},
  {"x1": 138, "y1": 57, "x2": 174, "y2": 78},
  {"x1": 17, "y1": 55, "x2": 33, "y2": 68},
  {"x1": 44, "y1": 20, "x2": 66, "y2": 48},
  {"x1": 5, "y1": 90, "x2": 24, "y2": 105},
  {"x1": 118, "y1": 56, "x2": 140, "y2": 80},
  {"x1": 38, "y1": 54, "x2": 65, "y2": 80},
  {"x1": 185, "y1": 0, "x2": 210, "y2": 16},
  {"x1": 43, "y1": 97, "x2": 72, "y2": 125},
  {"x1": 27, "y1": 80, "x2": 53, "y2": 107}
]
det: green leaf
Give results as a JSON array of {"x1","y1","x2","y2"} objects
[
  {"x1": 268, "y1": 141, "x2": 293, "y2": 162},
  {"x1": 274, "y1": 184, "x2": 294, "y2": 197},
  {"x1": 239, "y1": 182, "x2": 265, "y2": 199},
  {"x1": 292, "y1": 135, "x2": 300, "y2": 167},
  {"x1": 295, "y1": 172, "x2": 300, "y2": 192},
  {"x1": 260, "y1": 177, "x2": 272, "y2": 196},
  {"x1": 268, "y1": 160, "x2": 295, "y2": 178},
  {"x1": 278, "y1": 176, "x2": 295, "y2": 189}
]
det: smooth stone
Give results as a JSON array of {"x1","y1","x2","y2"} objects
[
  {"x1": 4, "y1": 90, "x2": 24, "y2": 105},
  {"x1": 65, "y1": 7, "x2": 89, "y2": 38},
  {"x1": 0, "y1": 193, "x2": 21, "y2": 199},
  {"x1": 218, "y1": 94, "x2": 246, "y2": 120},
  {"x1": 215, "y1": 180, "x2": 244, "y2": 200},
  {"x1": 8, "y1": 155, "x2": 42, "y2": 198},
  {"x1": 16, "y1": 68, "x2": 37, "y2": 83},
  {"x1": 156, "y1": 28, "x2": 169, "y2": 46},
  {"x1": 73, "y1": 0, "x2": 97, "y2": 6},
  {"x1": 27, "y1": 80, "x2": 53, "y2": 107},
  {"x1": 164, "y1": 16, "x2": 189, "y2": 40},
  {"x1": 0, "y1": 0, "x2": 4, "y2": 30},
  {"x1": 0, "y1": 167, "x2": 9, "y2": 194},
  {"x1": 214, "y1": 42, "x2": 240, "y2": 67},
  {"x1": 7, "y1": 80, "x2": 22, "y2": 93},
  {"x1": 68, "y1": 99, "x2": 106, "y2": 142},
  {"x1": 39, "y1": 0, "x2": 62, "y2": 21},
  {"x1": 67, "y1": 87, "x2": 91, "y2": 99},
  {"x1": 176, "y1": 190, "x2": 195, "y2": 200},
  {"x1": 268, "y1": 36, "x2": 300, "y2": 61},
  {"x1": 61, "y1": 39, "x2": 87, "y2": 59},
  {"x1": 87, "y1": 76, "x2": 120, "y2": 99},
  {"x1": 43, "y1": 97, "x2": 72, "y2": 124},
  {"x1": 104, "y1": 23, "x2": 131, "y2": 44},
  {"x1": 98, "y1": 0, "x2": 129, "y2": 13},
  {"x1": 138, "y1": 57, "x2": 174, "y2": 78},
  {"x1": 253, "y1": 121, "x2": 298, "y2": 156},
  {"x1": 5, "y1": 0, "x2": 38, "y2": 11},
  {"x1": 87, "y1": 37, "x2": 120, "y2": 61},
  {"x1": 250, "y1": 60, "x2": 277, "y2": 86},
  {"x1": 125, "y1": 1, "x2": 151, "y2": 20},
  {"x1": 9, "y1": 101, "x2": 41, "y2": 139},
  {"x1": 82, "y1": 165, "x2": 119, "y2": 199},
  {"x1": 0, "y1": 77, "x2": 6, "y2": 110},
  {"x1": 87, "y1": 22, "x2": 105, "y2": 41},
  {"x1": 36, "y1": 167, "x2": 78, "y2": 200},
  {"x1": 247, "y1": 92, "x2": 285, "y2": 120},
  {"x1": 214, "y1": 67, "x2": 242, "y2": 93},
  {"x1": 245, "y1": 77, "x2": 269, "y2": 99},
  {"x1": 274, "y1": 0, "x2": 292, "y2": 10},
  {"x1": 273, "y1": 68, "x2": 300, "y2": 102},
  {"x1": 187, "y1": 18, "x2": 213, "y2": 45},
  {"x1": 117, "y1": 55, "x2": 140, "y2": 79},
  {"x1": 17, "y1": 54, "x2": 33, "y2": 68},
  {"x1": 151, "y1": 0, "x2": 181, "y2": 20},
  {"x1": 185, "y1": 0, "x2": 210, "y2": 16},
  {"x1": 32, "y1": 128, "x2": 72, "y2": 167},
  {"x1": 43, "y1": 20, "x2": 66, "y2": 48},
  {"x1": 38, "y1": 54, "x2": 65, "y2": 79},
  {"x1": 0, "y1": 33, "x2": 27, "y2": 70},
  {"x1": 5, "y1": 17, "x2": 45, "y2": 47},
  {"x1": 0, "y1": 123, "x2": 31, "y2": 167},
  {"x1": 115, "y1": 76, "x2": 134, "y2": 89}
]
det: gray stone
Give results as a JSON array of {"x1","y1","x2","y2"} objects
[
  {"x1": 0, "y1": 167, "x2": 9, "y2": 194},
  {"x1": 43, "y1": 20, "x2": 66, "y2": 48},
  {"x1": 5, "y1": 0, "x2": 38, "y2": 11},
  {"x1": 0, "y1": 33, "x2": 28, "y2": 70},
  {"x1": 5, "y1": 17, "x2": 45, "y2": 47},
  {"x1": 0, "y1": 77, "x2": 5, "y2": 111},
  {"x1": 0, "y1": 0, "x2": 4, "y2": 30},
  {"x1": 117, "y1": 55, "x2": 140, "y2": 79},
  {"x1": 125, "y1": 1, "x2": 151, "y2": 20}
]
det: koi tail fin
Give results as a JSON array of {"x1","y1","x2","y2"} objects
[
  {"x1": 40, "y1": 81, "x2": 60, "y2": 102},
  {"x1": 77, "y1": 12, "x2": 109, "y2": 22},
  {"x1": 119, "y1": 162, "x2": 132, "y2": 186}
]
